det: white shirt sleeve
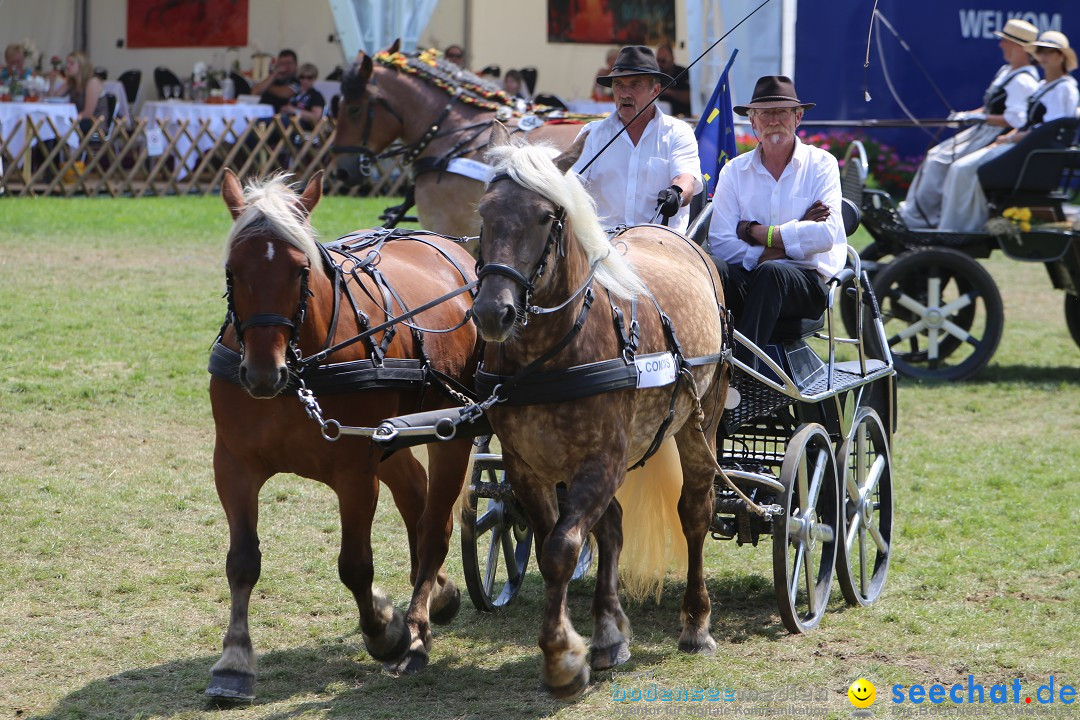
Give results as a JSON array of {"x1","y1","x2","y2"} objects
[
  {"x1": 1004, "y1": 72, "x2": 1040, "y2": 129},
  {"x1": 778, "y1": 152, "x2": 845, "y2": 262},
  {"x1": 1040, "y1": 79, "x2": 1080, "y2": 125},
  {"x1": 669, "y1": 120, "x2": 704, "y2": 196}
]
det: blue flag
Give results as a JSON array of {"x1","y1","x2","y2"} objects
[{"x1": 695, "y1": 49, "x2": 739, "y2": 199}]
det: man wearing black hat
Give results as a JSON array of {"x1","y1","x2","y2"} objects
[
  {"x1": 570, "y1": 46, "x2": 701, "y2": 232},
  {"x1": 707, "y1": 75, "x2": 846, "y2": 366}
]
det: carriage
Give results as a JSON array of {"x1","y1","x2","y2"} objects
[
  {"x1": 432, "y1": 195, "x2": 897, "y2": 635},
  {"x1": 206, "y1": 48, "x2": 899, "y2": 702},
  {"x1": 839, "y1": 116, "x2": 1080, "y2": 381}
]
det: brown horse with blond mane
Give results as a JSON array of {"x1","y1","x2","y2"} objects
[
  {"x1": 470, "y1": 125, "x2": 730, "y2": 699},
  {"x1": 206, "y1": 169, "x2": 478, "y2": 700}
]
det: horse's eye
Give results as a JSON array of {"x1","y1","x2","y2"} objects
[{"x1": 538, "y1": 214, "x2": 552, "y2": 226}]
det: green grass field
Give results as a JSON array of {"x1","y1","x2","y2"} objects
[{"x1": 1, "y1": 195, "x2": 1077, "y2": 720}]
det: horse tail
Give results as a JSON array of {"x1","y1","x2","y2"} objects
[{"x1": 615, "y1": 437, "x2": 688, "y2": 603}]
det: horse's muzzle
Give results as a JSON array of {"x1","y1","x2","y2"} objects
[
  {"x1": 238, "y1": 359, "x2": 289, "y2": 398},
  {"x1": 472, "y1": 287, "x2": 519, "y2": 343}
]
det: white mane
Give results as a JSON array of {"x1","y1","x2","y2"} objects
[
  {"x1": 485, "y1": 142, "x2": 648, "y2": 299},
  {"x1": 224, "y1": 173, "x2": 322, "y2": 268}
]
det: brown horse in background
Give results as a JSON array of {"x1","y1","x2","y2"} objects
[
  {"x1": 331, "y1": 40, "x2": 583, "y2": 238},
  {"x1": 471, "y1": 126, "x2": 729, "y2": 699},
  {"x1": 206, "y1": 170, "x2": 478, "y2": 700}
]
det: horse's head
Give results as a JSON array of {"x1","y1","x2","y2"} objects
[
  {"x1": 473, "y1": 123, "x2": 588, "y2": 342},
  {"x1": 331, "y1": 40, "x2": 406, "y2": 186},
  {"x1": 222, "y1": 169, "x2": 324, "y2": 398}
]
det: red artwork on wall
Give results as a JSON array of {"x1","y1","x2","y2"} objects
[{"x1": 127, "y1": 0, "x2": 249, "y2": 48}]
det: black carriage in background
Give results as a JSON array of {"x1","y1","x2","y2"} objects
[{"x1": 843, "y1": 116, "x2": 1080, "y2": 381}]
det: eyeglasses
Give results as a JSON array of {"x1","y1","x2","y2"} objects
[
  {"x1": 299, "y1": 74, "x2": 316, "y2": 80},
  {"x1": 748, "y1": 108, "x2": 796, "y2": 119}
]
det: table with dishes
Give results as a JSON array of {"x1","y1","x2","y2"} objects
[
  {"x1": 139, "y1": 100, "x2": 274, "y2": 177},
  {"x1": 0, "y1": 100, "x2": 80, "y2": 179}
]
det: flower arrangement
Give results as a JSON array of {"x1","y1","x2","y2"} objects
[
  {"x1": 735, "y1": 128, "x2": 921, "y2": 196},
  {"x1": 51, "y1": 55, "x2": 62, "y2": 72},
  {"x1": 1000, "y1": 206, "x2": 1033, "y2": 231}
]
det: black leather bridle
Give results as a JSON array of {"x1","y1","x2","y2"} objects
[
  {"x1": 329, "y1": 88, "x2": 405, "y2": 176},
  {"x1": 225, "y1": 265, "x2": 313, "y2": 363}
]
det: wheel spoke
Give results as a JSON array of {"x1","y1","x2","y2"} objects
[
  {"x1": 845, "y1": 511, "x2": 863, "y2": 553},
  {"x1": 939, "y1": 290, "x2": 975, "y2": 316},
  {"x1": 863, "y1": 456, "x2": 886, "y2": 499},
  {"x1": 894, "y1": 317, "x2": 929, "y2": 342},
  {"x1": 803, "y1": 543, "x2": 819, "y2": 616},
  {"x1": 790, "y1": 542, "x2": 805, "y2": 599},
  {"x1": 858, "y1": 524, "x2": 868, "y2": 591},
  {"x1": 483, "y1": 529, "x2": 501, "y2": 594},
  {"x1": 867, "y1": 518, "x2": 890, "y2": 555},
  {"x1": 501, "y1": 525, "x2": 520, "y2": 583},
  {"x1": 797, "y1": 458, "x2": 809, "y2": 514},
  {"x1": 475, "y1": 501, "x2": 503, "y2": 534},
  {"x1": 927, "y1": 275, "x2": 942, "y2": 310},
  {"x1": 942, "y1": 318, "x2": 982, "y2": 346},
  {"x1": 895, "y1": 292, "x2": 929, "y2": 317},
  {"x1": 807, "y1": 448, "x2": 828, "y2": 507}
]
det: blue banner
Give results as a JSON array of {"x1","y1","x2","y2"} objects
[{"x1": 695, "y1": 49, "x2": 739, "y2": 198}]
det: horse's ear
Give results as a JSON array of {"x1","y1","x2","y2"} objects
[
  {"x1": 554, "y1": 131, "x2": 588, "y2": 174},
  {"x1": 222, "y1": 169, "x2": 245, "y2": 219},
  {"x1": 388, "y1": 38, "x2": 401, "y2": 54},
  {"x1": 298, "y1": 171, "x2": 323, "y2": 216},
  {"x1": 360, "y1": 53, "x2": 373, "y2": 82},
  {"x1": 487, "y1": 121, "x2": 512, "y2": 152}
]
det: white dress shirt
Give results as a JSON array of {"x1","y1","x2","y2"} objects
[
  {"x1": 571, "y1": 107, "x2": 702, "y2": 232},
  {"x1": 707, "y1": 136, "x2": 846, "y2": 279},
  {"x1": 1025, "y1": 76, "x2": 1080, "y2": 128}
]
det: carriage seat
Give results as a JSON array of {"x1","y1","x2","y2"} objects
[
  {"x1": 767, "y1": 197, "x2": 861, "y2": 343},
  {"x1": 978, "y1": 116, "x2": 1080, "y2": 219}
]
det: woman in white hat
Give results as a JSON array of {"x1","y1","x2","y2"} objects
[
  {"x1": 899, "y1": 18, "x2": 1040, "y2": 229},
  {"x1": 938, "y1": 29, "x2": 1079, "y2": 232}
]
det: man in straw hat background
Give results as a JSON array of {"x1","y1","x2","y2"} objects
[
  {"x1": 938, "y1": 28, "x2": 1079, "y2": 232},
  {"x1": 571, "y1": 45, "x2": 701, "y2": 232},
  {"x1": 706, "y1": 75, "x2": 847, "y2": 367},
  {"x1": 899, "y1": 18, "x2": 1041, "y2": 229}
]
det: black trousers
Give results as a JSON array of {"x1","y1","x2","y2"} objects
[{"x1": 710, "y1": 256, "x2": 828, "y2": 362}]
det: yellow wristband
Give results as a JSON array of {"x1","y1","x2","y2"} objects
[{"x1": 767, "y1": 225, "x2": 774, "y2": 249}]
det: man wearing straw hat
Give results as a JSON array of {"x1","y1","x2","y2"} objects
[
  {"x1": 707, "y1": 75, "x2": 846, "y2": 367},
  {"x1": 571, "y1": 45, "x2": 701, "y2": 232},
  {"x1": 899, "y1": 18, "x2": 1040, "y2": 229}
]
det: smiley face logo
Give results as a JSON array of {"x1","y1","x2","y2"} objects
[{"x1": 848, "y1": 678, "x2": 876, "y2": 708}]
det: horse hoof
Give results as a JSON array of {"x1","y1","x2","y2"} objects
[
  {"x1": 542, "y1": 665, "x2": 590, "y2": 700},
  {"x1": 363, "y1": 612, "x2": 412, "y2": 663},
  {"x1": 205, "y1": 669, "x2": 255, "y2": 701},
  {"x1": 677, "y1": 634, "x2": 717, "y2": 656},
  {"x1": 590, "y1": 639, "x2": 631, "y2": 671},
  {"x1": 429, "y1": 585, "x2": 461, "y2": 626},
  {"x1": 384, "y1": 647, "x2": 429, "y2": 676}
]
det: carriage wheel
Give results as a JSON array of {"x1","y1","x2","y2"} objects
[
  {"x1": 460, "y1": 439, "x2": 533, "y2": 612},
  {"x1": 772, "y1": 423, "x2": 840, "y2": 633},
  {"x1": 836, "y1": 408, "x2": 893, "y2": 606},
  {"x1": 869, "y1": 248, "x2": 1003, "y2": 381},
  {"x1": 1065, "y1": 293, "x2": 1080, "y2": 349}
]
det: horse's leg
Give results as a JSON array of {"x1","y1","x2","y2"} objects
[
  {"x1": 334, "y1": 464, "x2": 412, "y2": 663},
  {"x1": 207, "y1": 444, "x2": 268, "y2": 700},
  {"x1": 391, "y1": 437, "x2": 473, "y2": 674},
  {"x1": 673, "y1": 419, "x2": 719, "y2": 655},
  {"x1": 537, "y1": 461, "x2": 621, "y2": 700},
  {"x1": 378, "y1": 448, "x2": 426, "y2": 584},
  {"x1": 588, "y1": 497, "x2": 631, "y2": 671}
]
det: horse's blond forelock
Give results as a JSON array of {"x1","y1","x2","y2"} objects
[
  {"x1": 485, "y1": 142, "x2": 648, "y2": 299},
  {"x1": 224, "y1": 173, "x2": 321, "y2": 268}
]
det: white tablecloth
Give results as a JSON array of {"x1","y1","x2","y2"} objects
[
  {"x1": 139, "y1": 101, "x2": 274, "y2": 176},
  {"x1": 0, "y1": 101, "x2": 79, "y2": 167}
]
